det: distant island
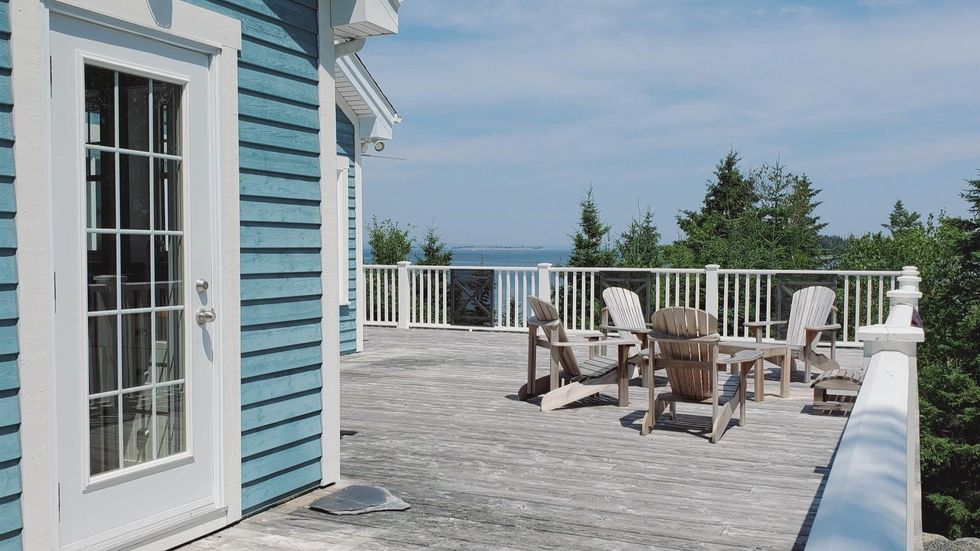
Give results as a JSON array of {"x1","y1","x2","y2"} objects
[{"x1": 451, "y1": 245, "x2": 545, "y2": 251}]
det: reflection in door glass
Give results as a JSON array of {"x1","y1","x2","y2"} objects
[{"x1": 84, "y1": 65, "x2": 186, "y2": 476}]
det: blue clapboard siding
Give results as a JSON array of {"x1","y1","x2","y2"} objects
[
  {"x1": 336, "y1": 108, "x2": 357, "y2": 355},
  {"x1": 186, "y1": 0, "x2": 324, "y2": 516},
  {"x1": 0, "y1": 1, "x2": 23, "y2": 547}
]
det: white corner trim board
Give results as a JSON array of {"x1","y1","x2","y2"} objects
[
  {"x1": 11, "y1": 1, "x2": 242, "y2": 548},
  {"x1": 317, "y1": 0, "x2": 342, "y2": 488}
]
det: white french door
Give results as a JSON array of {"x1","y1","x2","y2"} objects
[{"x1": 50, "y1": 14, "x2": 220, "y2": 549}]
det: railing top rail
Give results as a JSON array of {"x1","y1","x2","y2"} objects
[
  {"x1": 366, "y1": 264, "x2": 902, "y2": 277},
  {"x1": 717, "y1": 268, "x2": 902, "y2": 276},
  {"x1": 548, "y1": 266, "x2": 704, "y2": 273}
]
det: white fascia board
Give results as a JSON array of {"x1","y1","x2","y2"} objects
[{"x1": 335, "y1": 54, "x2": 400, "y2": 142}]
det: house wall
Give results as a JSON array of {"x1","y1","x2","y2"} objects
[
  {"x1": 184, "y1": 0, "x2": 326, "y2": 515},
  {"x1": 0, "y1": 0, "x2": 23, "y2": 546},
  {"x1": 336, "y1": 106, "x2": 357, "y2": 355}
]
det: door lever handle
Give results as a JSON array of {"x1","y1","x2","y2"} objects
[{"x1": 196, "y1": 308, "x2": 217, "y2": 326}]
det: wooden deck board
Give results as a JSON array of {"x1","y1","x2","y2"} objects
[{"x1": 185, "y1": 327, "x2": 860, "y2": 550}]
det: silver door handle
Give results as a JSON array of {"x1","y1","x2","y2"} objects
[{"x1": 196, "y1": 308, "x2": 217, "y2": 326}]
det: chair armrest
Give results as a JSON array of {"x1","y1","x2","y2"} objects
[
  {"x1": 600, "y1": 325, "x2": 652, "y2": 335},
  {"x1": 649, "y1": 332, "x2": 721, "y2": 345},
  {"x1": 806, "y1": 324, "x2": 841, "y2": 332},
  {"x1": 528, "y1": 317, "x2": 560, "y2": 329},
  {"x1": 744, "y1": 320, "x2": 787, "y2": 328},
  {"x1": 549, "y1": 338, "x2": 636, "y2": 348}
]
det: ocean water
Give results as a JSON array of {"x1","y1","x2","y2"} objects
[{"x1": 365, "y1": 247, "x2": 570, "y2": 267}]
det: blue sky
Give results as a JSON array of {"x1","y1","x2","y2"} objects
[{"x1": 359, "y1": 0, "x2": 980, "y2": 247}]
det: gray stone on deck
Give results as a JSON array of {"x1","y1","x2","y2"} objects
[
  {"x1": 310, "y1": 485, "x2": 410, "y2": 515},
  {"x1": 185, "y1": 327, "x2": 864, "y2": 550}
]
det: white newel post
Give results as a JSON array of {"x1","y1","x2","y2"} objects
[
  {"x1": 537, "y1": 263, "x2": 552, "y2": 300},
  {"x1": 397, "y1": 261, "x2": 411, "y2": 329},
  {"x1": 853, "y1": 265, "x2": 924, "y2": 551},
  {"x1": 704, "y1": 264, "x2": 720, "y2": 318}
]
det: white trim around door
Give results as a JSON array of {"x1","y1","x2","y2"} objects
[{"x1": 11, "y1": 1, "x2": 242, "y2": 549}]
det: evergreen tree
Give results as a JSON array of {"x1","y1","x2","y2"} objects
[
  {"x1": 569, "y1": 185, "x2": 616, "y2": 267},
  {"x1": 701, "y1": 150, "x2": 758, "y2": 219},
  {"x1": 835, "y1": 176, "x2": 980, "y2": 538},
  {"x1": 883, "y1": 200, "x2": 923, "y2": 236},
  {"x1": 785, "y1": 174, "x2": 827, "y2": 268},
  {"x1": 674, "y1": 150, "x2": 757, "y2": 266},
  {"x1": 368, "y1": 217, "x2": 413, "y2": 265},
  {"x1": 416, "y1": 226, "x2": 453, "y2": 266},
  {"x1": 616, "y1": 207, "x2": 663, "y2": 268}
]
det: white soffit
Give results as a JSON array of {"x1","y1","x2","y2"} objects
[
  {"x1": 335, "y1": 53, "x2": 400, "y2": 142},
  {"x1": 332, "y1": 0, "x2": 401, "y2": 39}
]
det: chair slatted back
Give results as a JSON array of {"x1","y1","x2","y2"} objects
[
  {"x1": 785, "y1": 286, "x2": 836, "y2": 347},
  {"x1": 527, "y1": 296, "x2": 580, "y2": 378},
  {"x1": 651, "y1": 307, "x2": 718, "y2": 401},
  {"x1": 602, "y1": 287, "x2": 646, "y2": 342}
]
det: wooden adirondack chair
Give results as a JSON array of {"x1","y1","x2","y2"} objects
[
  {"x1": 599, "y1": 287, "x2": 653, "y2": 367},
  {"x1": 743, "y1": 286, "x2": 841, "y2": 383},
  {"x1": 520, "y1": 296, "x2": 636, "y2": 412},
  {"x1": 642, "y1": 308, "x2": 762, "y2": 442}
]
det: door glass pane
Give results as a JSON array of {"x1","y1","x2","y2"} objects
[
  {"x1": 87, "y1": 234, "x2": 117, "y2": 311},
  {"x1": 84, "y1": 65, "x2": 187, "y2": 476},
  {"x1": 84, "y1": 65, "x2": 115, "y2": 147},
  {"x1": 153, "y1": 81, "x2": 181, "y2": 156},
  {"x1": 122, "y1": 390, "x2": 152, "y2": 467},
  {"x1": 86, "y1": 150, "x2": 115, "y2": 229},
  {"x1": 121, "y1": 313, "x2": 151, "y2": 389},
  {"x1": 120, "y1": 234, "x2": 151, "y2": 309},
  {"x1": 118, "y1": 73, "x2": 149, "y2": 151},
  {"x1": 156, "y1": 311, "x2": 183, "y2": 382},
  {"x1": 89, "y1": 397, "x2": 120, "y2": 475},
  {"x1": 88, "y1": 316, "x2": 117, "y2": 394},
  {"x1": 155, "y1": 235, "x2": 182, "y2": 307},
  {"x1": 155, "y1": 384, "x2": 185, "y2": 459},
  {"x1": 154, "y1": 159, "x2": 181, "y2": 231},
  {"x1": 119, "y1": 155, "x2": 150, "y2": 229}
]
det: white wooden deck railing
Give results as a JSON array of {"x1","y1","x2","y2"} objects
[
  {"x1": 806, "y1": 266, "x2": 924, "y2": 550},
  {"x1": 364, "y1": 262, "x2": 902, "y2": 346}
]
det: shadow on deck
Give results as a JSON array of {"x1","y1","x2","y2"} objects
[{"x1": 187, "y1": 327, "x2": 861, "y2": 550}]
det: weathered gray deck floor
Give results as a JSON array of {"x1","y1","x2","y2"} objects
[{"x1": 187, "y1": 328, "x2": 861, "y2": 551}]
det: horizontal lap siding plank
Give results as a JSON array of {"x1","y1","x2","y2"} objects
[
  {"x1": 241, "y1": 342, "x2": 321, "y2": 380},
  {"x1": 240, "y1": 275, "x2": 320, "y2": 301},
  {"x1": 0, "y1": 7, "x2": 21, "y2": 546},
  {"x1": 240, "y1": 172, "x2": 319, "y2": 202},
  {"x1": 184, "y1": 0, "x2": 324, "y2": 516},
  {"x1": 238, "y1": 65, "x2": 316, "y2": 107},
  {"x1": 242, "y1": 297, "x2": 321, "y2": 326},
  {"x1": 241, "y1": 391, "x2": 321, "y2": 432}
]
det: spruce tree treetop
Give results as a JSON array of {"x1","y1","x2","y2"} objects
[
  {"x1": 702, "y1": 150, "x2": 758, "y2": 219},
  {"x1": 617, "y1": 207, "x2": 663, "y2": 268},
  {"x1": 416, "y1": 226, "x2": 453, "y2": 266},
  {"x1": 883, "y1": 200, "x2": 923, "y2": 236},
  {"x1": 569, "y1": 185, "x2": 616, "y2": 267}
]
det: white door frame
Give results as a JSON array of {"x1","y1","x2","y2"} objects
[{"x1": 11, "y1": 1, "x2": 242, "y2": 548}]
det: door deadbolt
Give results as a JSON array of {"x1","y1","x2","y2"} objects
[{"x1": 196, "y1": 278, "x2": 210, "y2": 292}]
